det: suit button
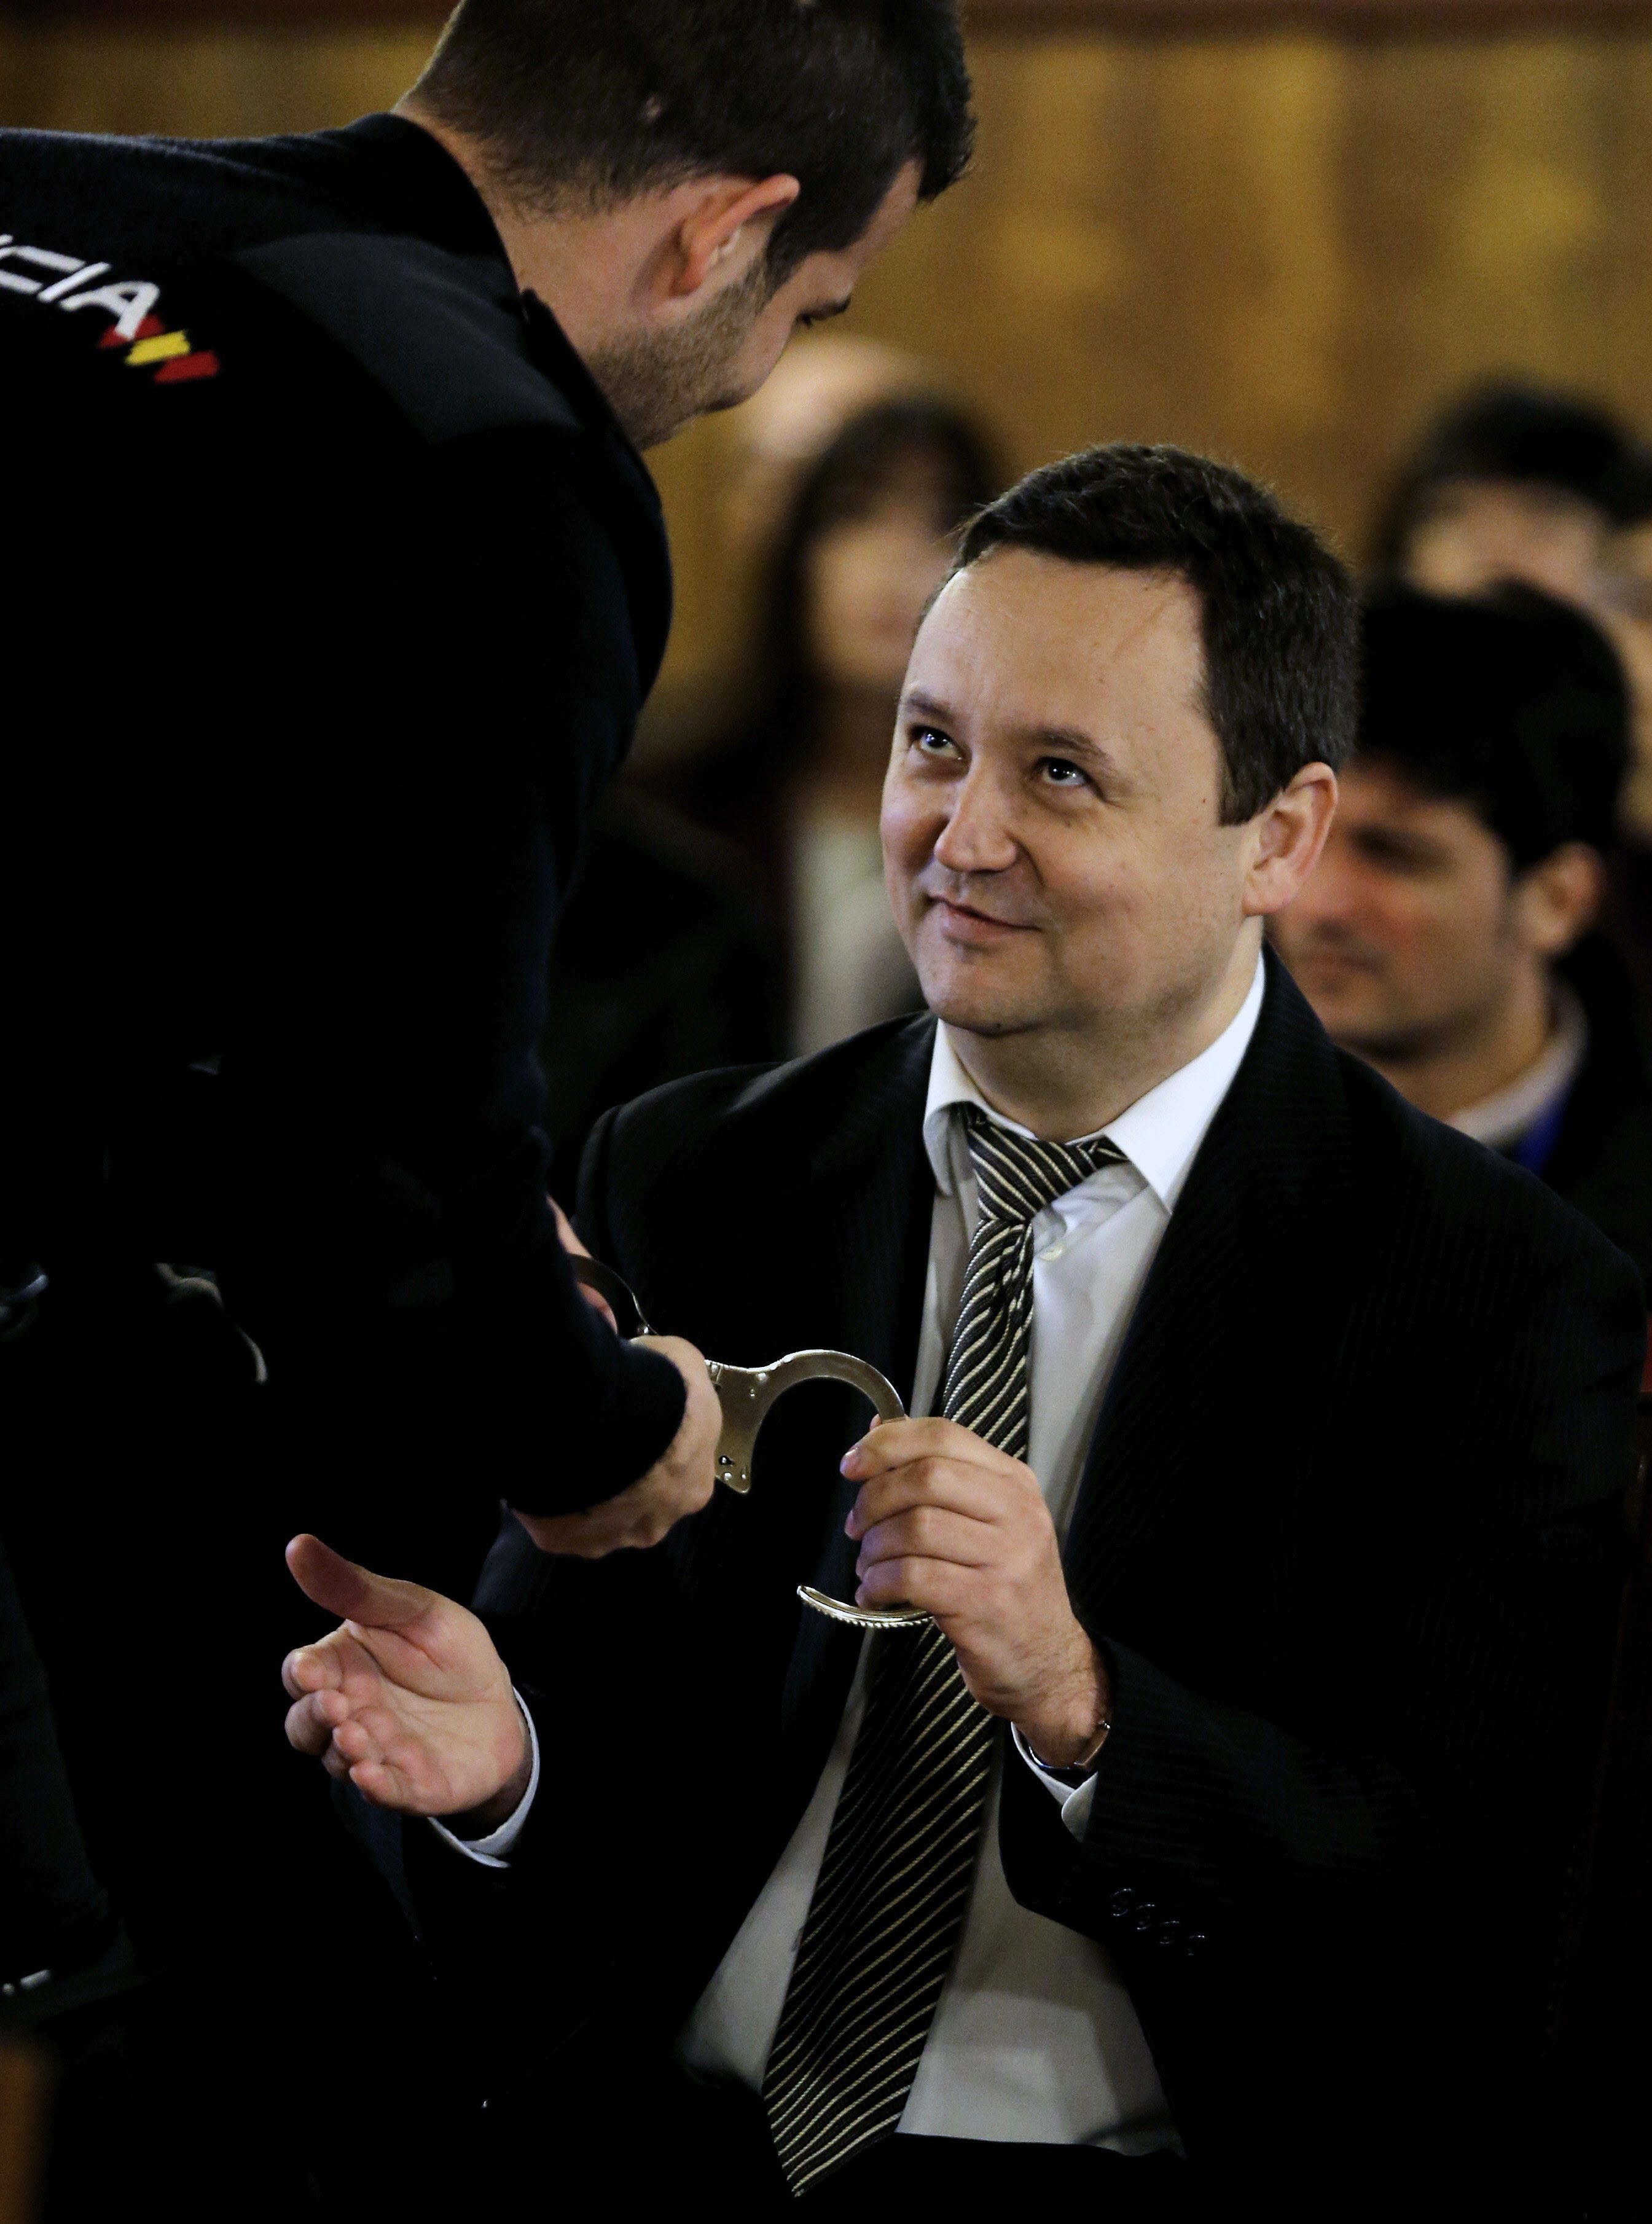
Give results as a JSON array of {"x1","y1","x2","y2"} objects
[
  {"x1": 1130, "y1": 1904, "x2": 1159, "y2": 1933},
  {"x1": 1108, "y1": 1888, "x2": 1138, "y2": 1919},
  {"x1": 1155, "y1": 1919, "x2": 1183, "y2": 1948},
  {"x1": 1183, "y1": 1930, "x2": 1208, "y2": 1959}
]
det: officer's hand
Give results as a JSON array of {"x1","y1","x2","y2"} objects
[
  {"x1": 281, "y1": 1535, "x2": 530, "y2": 1822},
  {"x1": 549, "y1": 1195, "x2": 617, "y2": 1331},
  {"x1": 511, "y1": 1335, "x2": 722, "y2": 1556}
]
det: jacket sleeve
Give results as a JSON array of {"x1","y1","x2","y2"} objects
[
  {"x1": 1039, "y1": 1239, "x2": 1643, "y2": 1949},
  {"x1": 0, "y1": 1540, "x2": 119, "y2": 1989},
  {"x1": 208, "y1": 440, "x2": 686, "y2": 1516}
]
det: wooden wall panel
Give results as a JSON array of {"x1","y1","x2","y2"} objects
[
  {"x1": 7, "y1": 22, "x2": 1652, "y2": 707},
  {"x1": 0, "y1": 26, "x2": 424, "y2": 135},
  {"x1": 15, "y1": 4, "x2": 1652, "y2": 28}
]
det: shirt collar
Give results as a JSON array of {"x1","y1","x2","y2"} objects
[
  {"x1": 1449, "y1": 982, "x2": 1588, "y2": 1151},
  {"x1": 922, "y1": 958, "x2": 1265, "y2": 1213}
]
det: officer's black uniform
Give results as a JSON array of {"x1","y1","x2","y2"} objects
[{"x1": 1, "y1": 114, "x2": 697, "y2": 2210}]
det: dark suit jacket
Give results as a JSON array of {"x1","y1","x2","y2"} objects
[
  {"x1": 416, "y1": 958, "x2": 1643, "y2": 2188},
  {"x1": 1543, "y1": 939, "x2": 1652, "y2": 1298}
]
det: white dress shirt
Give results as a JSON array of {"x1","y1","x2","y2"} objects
[
  {"x1": 1447, "y1": 982, "x2": 1587, "y2": 1151},
  {"x1": 447, "y1": 961, "x2": 1265, "y2": 2152}
]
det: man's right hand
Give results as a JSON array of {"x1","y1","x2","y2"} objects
[
  {"x1": 282, "y1": 1535, "x2": 529, "y2": 1825},
  {"x1": 511, "y1": 1333, "x2": 722, "y2": 1556}
]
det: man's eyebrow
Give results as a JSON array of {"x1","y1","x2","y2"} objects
[
  {"x1": 1026, "y1": 724, "x2": 1126, "y2": 781},
  {"x1": 899, "y1": 689, "x2": 955, "y2": 722}
]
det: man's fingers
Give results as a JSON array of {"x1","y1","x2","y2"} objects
[
  {"x1": 550, "y1": 1199, "x2": 618, "y2": 1329},
  {"x1": 845, "y1": 1459, "x2": 1011, "y2": 1538},
  {"x1": 856, "y1": 1555, "x2": 968, "y2": 1617},
  {"x1": 330, "y1": 1715, "x2": 381, "y2": 1767},
  {"x1": 281, "y1": 1641, "x2": 346, "y2": 1701},
  {"x1": 348, "y1": 1758, "x2": 413, "y2": 1811},
  {"x1": 547, "y1": 1196, "x2": 590, "y2": 1259},
  {"x1": 840, "y1": 1417, "x2": 1023, "y2": 1482},
  {"x1": 284, "y1": 1688, "x2": 349, "y2": 1756},
  {"x1": 285, "y1": 1535, "x2": 439, "y2": 1635},
  {"x1": 339, "y1": 1736, "x2": 436, "y2": 1816},
  {"x1": 856, "y1": 1505, "x2": 995, "y2": 1572}
]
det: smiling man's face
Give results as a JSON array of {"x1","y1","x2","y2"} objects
[{"x1": 881, "y1": 547, "x2": 1261, "y2": 1063}]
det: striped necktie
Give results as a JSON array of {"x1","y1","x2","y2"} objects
[{"x1": 762, "y1": 1105, "x2": 1125, "y2": 2195}]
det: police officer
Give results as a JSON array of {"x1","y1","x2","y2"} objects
[{"x1": 0, "y1": 2, "x2": 971, "y2": 2208}]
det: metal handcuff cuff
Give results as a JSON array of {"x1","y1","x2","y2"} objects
[{"x1": 571, "y1": 1255, "x2": 927, "y2": 1632}]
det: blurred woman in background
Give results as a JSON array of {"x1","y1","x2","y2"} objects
[{"x1": 660, "y1": 391, "x2": 1001, "y2": 1052}]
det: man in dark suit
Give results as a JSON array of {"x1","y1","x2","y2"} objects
[
  {"x1": 1274, "y1": 586, "x2": 1652, "y2": 1296},
  {"x1": 282, "y1": 448, "x2": 1643, "y2": 2209}
]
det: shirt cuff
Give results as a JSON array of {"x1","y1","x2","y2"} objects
[
  {"x1": 426, "y1": 1691, "x2": 540, "y2": 1869},
  {"x1": 1011, "y1": 1722, "x2": 1098, "y2": 1840}
]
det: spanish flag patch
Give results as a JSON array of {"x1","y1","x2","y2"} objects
[{"x1": 99, "y1": 314, "x2": 219, "y2": 385}]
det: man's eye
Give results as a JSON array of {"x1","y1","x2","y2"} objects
[
  {"x1": 910, "y1": 726, "x2": 957, "y2": 756},
  {"x1": 1357, "y1": 835, "x2": 1439, "y2": 875},
  {"x1": 1039, "y1": 757, "x2": 1089, "y2": 788}
]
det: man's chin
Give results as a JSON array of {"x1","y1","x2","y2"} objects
[
  {"x1": 1307, "y1": 996, "x2": 1436, "y2": 1063},
  {"x1": 1297, "y1": 984, "x2": 1395, "y2": 1046},
  {"x1": 922, "y1": 982, "x2": 1047, "y2": 1040}
]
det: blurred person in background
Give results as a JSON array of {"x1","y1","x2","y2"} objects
[
  {"x1": 660, "y1": 389, "x2": 1002, "y2": 1051},
  {"x1": 1372, "y1": 379, "x2": 1639, "y2": 609},
  {"x1": 716, "y1": 329, "x2": 948, "y2": 558},
  {"x1": 1273, "y1": 587, "x2": 1652, "y2": 1299},
  {"x1": 1372, "y1": 379, "x2": 1652, "y2": 998},
  {"x1": 534, "y1": 793, "x2": 783, "y2": 1199},
  {"x1": 1, "y1": 0, "x2": 971, "y2": 2210}
]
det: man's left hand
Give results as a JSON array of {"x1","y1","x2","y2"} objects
[{"x1": 844, "y1": 1417, "x2": 1110, "y2": 1769}]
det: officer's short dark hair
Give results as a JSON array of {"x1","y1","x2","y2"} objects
[
  {"x1": 954, "y1": 444, "x2": 1359, "y2": 826},
  {"x1": 1357, "y1": 587, "x2": 1630, "y2": 871},
  {"x1": 415, "y1": 0, "x2": 972, "y2": 283}
]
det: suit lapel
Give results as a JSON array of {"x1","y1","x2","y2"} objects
[
  {"x1": 1063, "y1": 958, "x2": 1361, "y2": 1637},
  {"x1": 775, "y1": 1019, "x2": 936, "y2": 1763}
]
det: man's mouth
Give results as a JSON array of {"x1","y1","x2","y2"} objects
[
  {"x1": 926, "y1": 894, "x2": 1035, "y2": 944},
  {"x1": 1293, "y1": 942, "x2": 1384, "y2": 981}
]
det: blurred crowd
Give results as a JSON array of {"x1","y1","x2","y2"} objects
[{"x1": 539, "y1": 354, "x2": 1652, "y2": 1301}]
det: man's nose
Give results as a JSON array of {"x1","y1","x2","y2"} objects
[{"x1": 931, "y1": 772, "x2": 1018, "y2": 875}]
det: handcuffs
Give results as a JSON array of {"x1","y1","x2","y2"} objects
[{"x1": 572, "y1": 1255, "x2": 927, "y2": 1632}]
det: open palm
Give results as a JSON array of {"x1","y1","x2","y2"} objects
[{"x1": 282, "y1": 1535, "x2": 528, "y2": 1820}]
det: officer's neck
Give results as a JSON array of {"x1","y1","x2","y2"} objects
[{"x1": 396, "y1": 103, "x2": 705, "y2": 417}]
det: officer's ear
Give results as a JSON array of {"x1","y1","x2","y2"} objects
[{"x1": 662, "y1": 173, "x2": 801, "y2": 303}]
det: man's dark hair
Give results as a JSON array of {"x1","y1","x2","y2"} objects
[
  {"x1": 1371, "y1": 380, "x2": 1642, "y2": 576},
  {"x1": 955, "y1": 444, "x2": 1358, "y2": 824},
  {"x1": 1357, "y1": 587, "x2": 1629, "y2": 871},
  {"x1": 415, "y1": 0, "x2": 972, "y2": 282}
]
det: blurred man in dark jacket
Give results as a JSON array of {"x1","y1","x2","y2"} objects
[{"x1": 1275, "y1": 585, "x2": 1652, "y2": 1301}]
